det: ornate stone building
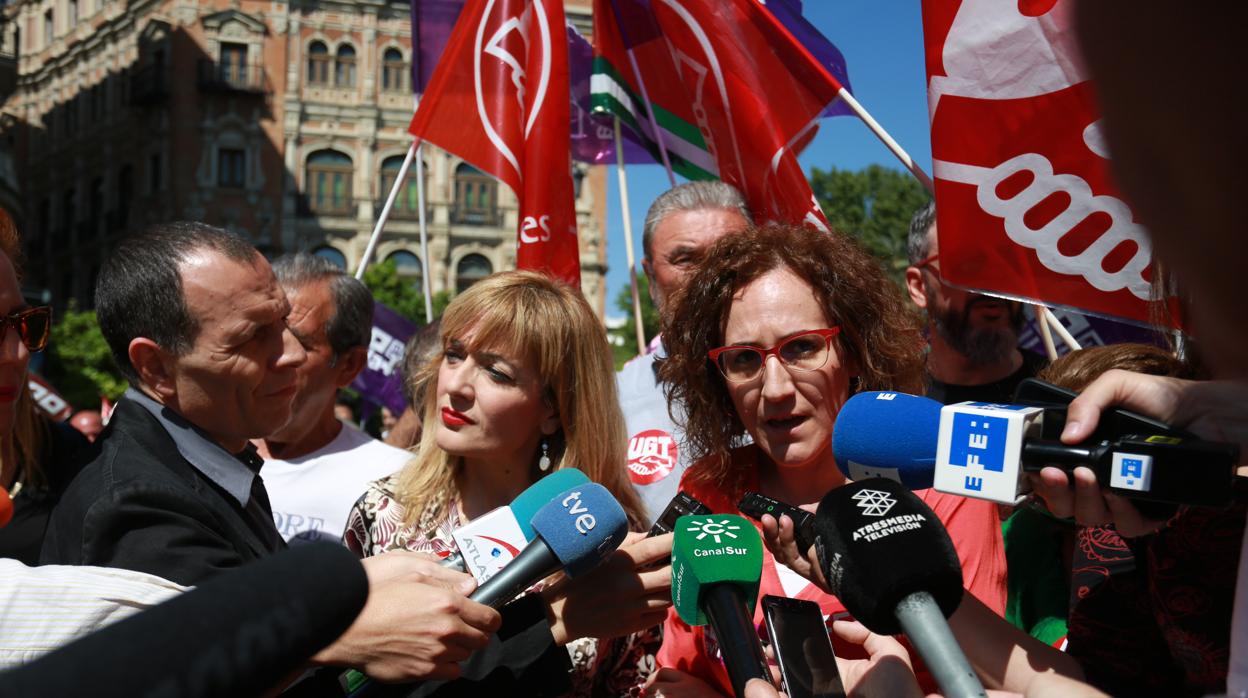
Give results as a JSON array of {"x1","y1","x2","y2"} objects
[{"x1": 0, "y1": 0, "x2": 609, "y2": 315}]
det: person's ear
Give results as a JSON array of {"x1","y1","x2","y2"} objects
[
  {"x1": 905, "y1": 266, "x2": 929, "y2": 309},
  {"x1": 334, "y1": 346, "x2": 368, "y2": 388},
  {"x1": 129, "y1": 338, "x2": 177, "y2": 401},
  {"x1": 641, "y1": 257, "x2": 660, "y2": 306},
  {"x1": 539, "y1": 395, "x2": 560, "y2": 437}
]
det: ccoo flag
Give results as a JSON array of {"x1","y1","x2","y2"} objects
[
  {"x1": 408, "y1": 0, "x2": 580, "y2": 284},
  {"x1": 922, "y1": 0, "x2": 1166, "y2": 324}
]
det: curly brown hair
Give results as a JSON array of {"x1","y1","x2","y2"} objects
[
  {"x1": 658, "y1": 222, "x2": 925, "y2": 494},
  {"x1": 1038, "y1": 343, "x2": 1194, "y2": 391}
]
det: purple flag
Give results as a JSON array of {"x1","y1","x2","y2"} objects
[
  {"x1": 1018, "y1": 307, "x2": 1167, "y2": 359},
  {"x1": 763, "y1": 0, "x2": 854, "y2": 118},
  {"x1": 352, "y1": 302, "x2": 418, "y2": 415},
  {"x1": 568, "y1": 23, "x2": 653, "y2": 165},
  {"x1": 411, "y1": 0, "x2": 464, "y2": 93}
]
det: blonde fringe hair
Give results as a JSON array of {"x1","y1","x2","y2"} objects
[
  {"x1": 1, "y1": 207, "x2": 50, "y2": 489},
  {"x1": 394, "y1": 270, "x2": 645, "y2": 530}
]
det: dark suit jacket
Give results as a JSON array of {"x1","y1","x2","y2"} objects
[{"x1": 40, "y1": 399, "x2": 284, "y2": 586}]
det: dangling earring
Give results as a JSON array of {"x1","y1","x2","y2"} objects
[{"x1": 538, "y1": 438, "x2": 552, "y2": 472}]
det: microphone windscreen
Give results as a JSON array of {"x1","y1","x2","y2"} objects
[
  {"x1": 833, "y1": 391, "x2": 942, "y2": 489},
  {"x1": 670, "y1": 514, "x2": 763, "y2": 626},
  {"x1": 4, "y1": 543, "x2": 367, "y2": 698},
  {"x1": 510, "y1": 468, "x2": 590, "y2": 540},
  {"x1": 814, "y1": 478, "x2": 963, "y2": 635},
  {"x1": 529, "y1": 483, "x2": 628, "y2": 578}
]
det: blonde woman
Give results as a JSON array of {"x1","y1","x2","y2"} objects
[{"x1": 345, "y1": 270, "x2": 671, "y2": 696}]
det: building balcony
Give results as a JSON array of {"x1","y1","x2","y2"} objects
[
  {"x1": 131, "y1": 65, "x2": 169, "y2": 106},
  {"x1": 451, "y1": 205, "x2": 501, "y2": 227},
  {"x1": 375, "y1": 200, "x2": 433, "y2": 222},
  {"x1": 197, "y1": 59, "x2": 266, "y2": 94},
  {"x1": 297, "y1": 196, "x2": 357, "y2": 219}
]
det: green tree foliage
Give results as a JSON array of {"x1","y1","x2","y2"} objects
[
  {"x1": 46, "y1": 304, "x2": 127, "y2": 410},
  {"x1": 361, "y1": 258, "x2": 451, "y2": 325},
  {"x1": 611, "y1": 272, "x2": 659, "y2": 368},
  {"x1": 809, "y1": 164, "x2": 932, "y2": 283}
]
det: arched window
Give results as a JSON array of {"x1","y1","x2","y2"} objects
[
  {"x1": 305, "y1": 150, "x2": 354, "y2": 215},
  {"x1": 335, "y1": 44, "x2": 356, "y2": 88},
  {"x1": 455, "y1": 254, "x2": 492, "y2": 293},
  {"x1": 313, "y1": 246, "x2": 347, "y2": 269},
  {"x1": 385, "y1": 250, "x2": 423, "y2": 291},
  {"x1": 453, "y1": 163, "x2": 497, "y2": 226},
  {"x1": 307, "y1": 41, "x2": 329, "y2": 85},
  {"x1": 380, "y1": 155, "x2": 425, "y2": 219},
  {"x1": 381, "y1": 48, "x2": 406, "y2": 92}
]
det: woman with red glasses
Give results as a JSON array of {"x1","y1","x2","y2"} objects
[
  {"x1": 649, "y1": 222, "x2": 1007, "y2": 696},
  {"x1": 0, "y1": 208, "x2": 86, "y2": 563}
]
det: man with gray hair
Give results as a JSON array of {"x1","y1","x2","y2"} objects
[
  {"x1": 256, "y1": 253, "x2": 411, "y2": 544},
  {"x1": 903, "y1": 201, "x2": 1046, "y2": 404},
  {"x1": 618, "y1": 181, "x2": 752, "y2": 524}
]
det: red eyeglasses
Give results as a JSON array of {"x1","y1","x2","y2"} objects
[
  {"x1": 707, "y1": 328, "x2": 841, "y2": 383},
  {"x1": 1, "y1": 307, "x2": 52, "y2": 352}
]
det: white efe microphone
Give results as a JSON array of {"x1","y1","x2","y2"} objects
[
  {"x1": 833, "y1": 391, "x2": 1238, "y2": 507},
  {"x1": 439, "y1": 469, "x2": 590, "y2": 581}
]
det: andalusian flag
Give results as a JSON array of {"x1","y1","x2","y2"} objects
[{"x1": 590, "y1": 0, "x2": 718, "y2": 182}]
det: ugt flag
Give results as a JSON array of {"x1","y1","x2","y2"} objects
[
  {"x1": 649, "y1": 0, "x2": 840, "y2": 229},
  {"x1": 409, "y1": 0, "x2": 580, "y2": 284},
  {"x1": 923, "y1": 0, "x2": 1163, "y2": 324}
]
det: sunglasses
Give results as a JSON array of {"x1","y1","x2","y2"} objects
[
  {"x1": 707, "y1": 327, "x2": 841, "y2": 383},
  {"x1": 1, "y1": 307, "x2": 52, "y2": 352}
]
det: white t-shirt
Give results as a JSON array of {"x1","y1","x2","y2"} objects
[{"x1": 262, "y1": 424, "x2": 412, "y2": 544}]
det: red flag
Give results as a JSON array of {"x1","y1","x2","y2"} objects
[
  {"x1": 922, "y1": 0, "x2": 1162, "y2": 324},
  {"x1": 409, "y1": 0, "x2": 579, "y2": 284},
  {"x1": 648, "y1": 0, "x2": 837, "y2": 230}
]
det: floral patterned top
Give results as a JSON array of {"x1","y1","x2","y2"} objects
[{"x1": 344, "y1": 473, "x2": 661, "y2": 697}]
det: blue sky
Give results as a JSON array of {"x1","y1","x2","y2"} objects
[{"x1": 600, "y1": 2, "x2": 932, "y2": 320}]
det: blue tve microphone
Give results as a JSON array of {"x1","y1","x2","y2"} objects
[
  {"x1": 440, "y1": 468, "x2": 591, "y2": 572},
  {"x1": 833, "y1": 391, "x2": 943, "y2": 490},
  {"x1": 470, "y1": 483, "x2": 629, "y2": 608}
]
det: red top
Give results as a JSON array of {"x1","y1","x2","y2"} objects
[{"x1": 657, "y1": 445, "x2": 1008, "y2": 694}]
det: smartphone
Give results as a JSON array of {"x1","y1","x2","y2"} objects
[
  {"x1": 648, "y1": 491, "x2": 712, "y2": 537},
  {"x1": 761, "y1": 595, "x2": 846, "y2": 698}
]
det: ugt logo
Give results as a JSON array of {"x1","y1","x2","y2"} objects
[{"x1": 473, "y1": 0, "x2": 553, "y2": 182}]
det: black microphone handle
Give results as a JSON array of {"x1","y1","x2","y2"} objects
[
  {"x1": 470, "y1": 537, "x2": 561, "y2": 609},
  {"x1": 893, "y1": 591, "x2": 986, "y2": 698},
  {"x1": 702, "y1": 583, "x2": 774, "y2": 698}
]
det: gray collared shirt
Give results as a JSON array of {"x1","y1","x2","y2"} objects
[{"x1": 124, "y1": 388, "x2": 261, "y2": 507}]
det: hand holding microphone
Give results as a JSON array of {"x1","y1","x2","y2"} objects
[
  {"x1": 1030, "y1": 371, "x2": 1248, "y2": 536},
  {"x1": 543, "y1": 530, "x2": 674, "y2": 644}
]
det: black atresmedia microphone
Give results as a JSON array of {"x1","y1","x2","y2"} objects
[{"x1": 815, "y1": 478, "x2": 986, "y2": 698}]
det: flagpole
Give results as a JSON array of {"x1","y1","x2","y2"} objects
[
  {"x1": 356, "y1": 139, "x2": 418, "y2": 281},
  {"x1": 607, "y1": 0, "x2": 677, "y2": 187},
  {"x1": 415, "y1": 141, "x2": 434, "y2": 324},
  {"x1": 835, "y1": 87, "x2": 934, "y2": 195},
  {"x1": 614, "y1": 117, "x2": 648, "y2": 355},
  {"x1": 1035, "y1": 304, "x2": 1059, "y2": 361},
  {"x1": 747, "y1": 0, "x2": 934, "y2": 194},
  {"x1": 625, "y1": 47, "x2": 677, "y2": 188},
  {"x1": 1041, "y1": 306, "x2": 1082, "y2": 352}
]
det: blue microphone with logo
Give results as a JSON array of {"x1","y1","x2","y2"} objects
[
  {"x1": 441, "y1": 468, "x2": 590, "y2": 575},
  {"x1": 833, "y1": 390, "x2": 1237, "y2": 507},
  {"x1": 470, "y1": 483, "x2": 629, "y2": 609}
]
